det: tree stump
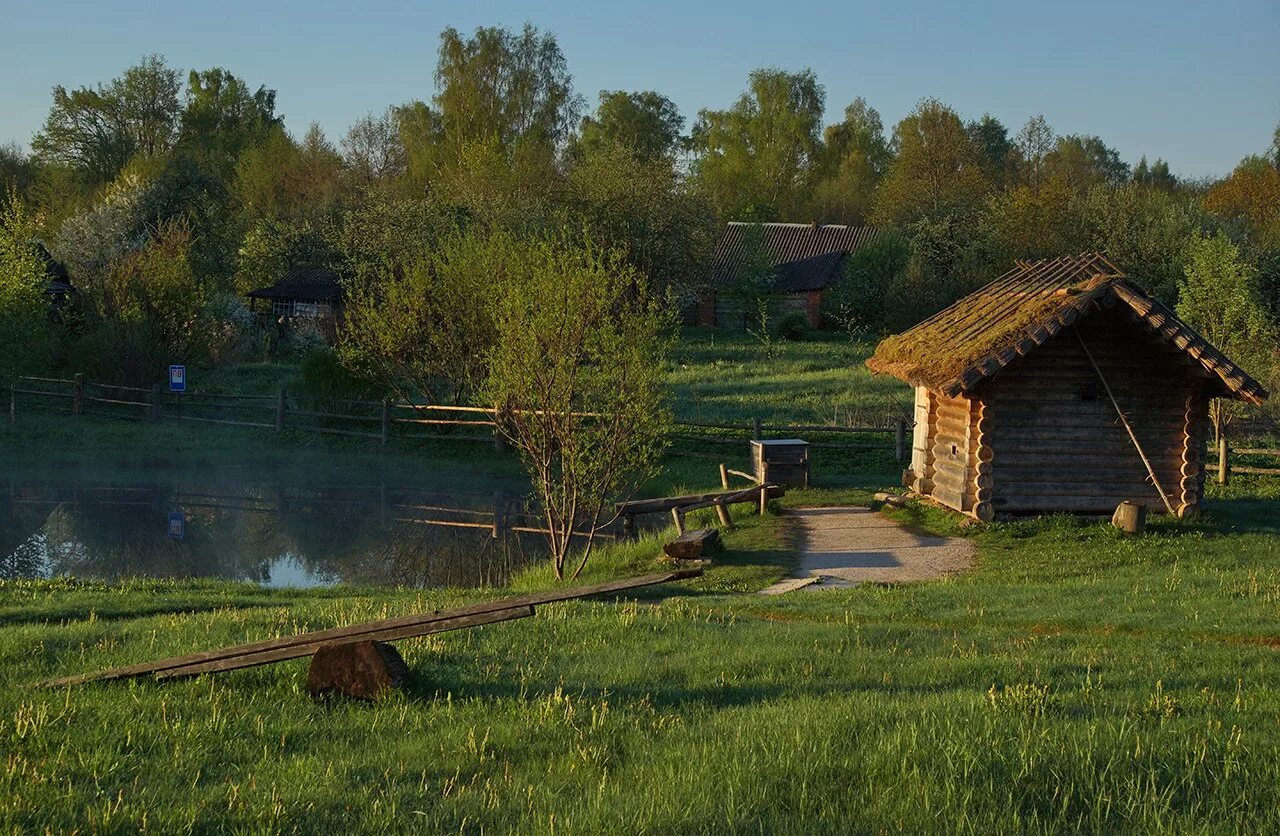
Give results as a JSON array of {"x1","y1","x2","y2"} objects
[
  {"x1": 307, "y1": 640, "x2": 409, "y2": 701},
  {"x1": 1111, "y1": 501, "x2": 1147, "y2": 535}
]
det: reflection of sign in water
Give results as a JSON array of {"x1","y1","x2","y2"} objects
[
  {"x1": 167, "y1": 511, "x2": 185, "y2": 540},
  {"x1": 168, "y1": 365, "x2": 186, "y2": 392}
]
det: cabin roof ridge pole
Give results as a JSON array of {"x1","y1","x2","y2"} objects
[{"x1": 1073, "y1": 326, "x2": 1176, "y2": 515}]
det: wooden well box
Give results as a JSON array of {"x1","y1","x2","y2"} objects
[{"x1": 750, "y1": 439, "x2": 810, "y2": 488}]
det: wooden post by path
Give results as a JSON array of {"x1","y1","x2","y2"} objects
[
  {"x1": 752, "y1": 416, "x2": 762, "y2": 441},
  {"x1": 1218, "y1": 431, "x2": 1230, "y2": 486},
  {"x1": 275, "y1": 388, "x2": 286, "y2": 433},
  {"x1": 758, "y1": 484, "x2": 768, "y2": 516},
  {"x1": 719, "y1": 463, "x2": 729, "y2": 490},
  {"x1": 72, "y1": 374, "x2": 84, "y2": 416},
  {"x1": 380, "y1": 399, "x2": 391, "y2": 445},
  {"x1": 149, "y1": 384, "x2": 162, "y2": 422},
  {"x1": 895, "y1": 416, "x2": 907, "y2": 462},
  {"x1": 622, "y1": 514, "x2": 635, "y2": 540}
]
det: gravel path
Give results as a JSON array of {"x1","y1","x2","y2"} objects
[{"x1": 759, "y1": 507, "x2": 974, "y2": 594}]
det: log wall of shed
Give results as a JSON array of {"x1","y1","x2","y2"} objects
[{"x1": 977, "y1": 307, "x2": 1211, "y2": 515}]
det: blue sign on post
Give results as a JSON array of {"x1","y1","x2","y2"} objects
[
  {"x1": 167, "y1": 511, "x2": 185, "y2": 540},
  {"x1": 168, "y1": 364, "x2": 186, "y2": 393}
]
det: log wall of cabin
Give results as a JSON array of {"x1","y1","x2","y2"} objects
[{"x1": 978, "y1": 307, "x2": 1211, "y2": 515}]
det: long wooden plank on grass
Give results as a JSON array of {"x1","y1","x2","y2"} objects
[
  {"x1": 41, "y1": 569, "x2": 701, "y2": 688},
  {"x1": 152, "y1": 606, "x2": 535, "y2": 682}
]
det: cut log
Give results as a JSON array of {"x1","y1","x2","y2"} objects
[
  {"x1": 1110, "y1": 501, "x2": 1147, "y2": 534},
  {"x1": 663, "y1": 528, "x2": 721, "y2": 561},
  {"x1": 307, "y1": 640, "x2": 409, "y2": 701}
]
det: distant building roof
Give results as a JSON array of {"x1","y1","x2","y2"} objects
[
  {"x1": 866, "y1": 253, "x2": 1269, "y2": 405},
  {"x1": 247, "y1": 265, "x2": 343, "y2": 302},
  {"x1": 31, "y1": 241, "x2": 73, "y2": 298},
  {"x1": 711, "y1": 222, "x2": 880, "y2": 292}
]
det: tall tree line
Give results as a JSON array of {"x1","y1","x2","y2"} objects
[{"x1": 1, "y1": 24, "x2": 1278, "y2": 395}]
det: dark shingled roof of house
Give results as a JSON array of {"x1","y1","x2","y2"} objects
[
  {"x1": 711, "y1": 222, "x2": 880, "y2": 292},
  {"x1": 866, "y1": 253, "x2": 1269, "y2": 405},
  {"x1": 247, "y1": 265, "x2": 343, "y2": 302}
]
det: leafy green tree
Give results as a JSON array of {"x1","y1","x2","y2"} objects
[
  {"x1": 564, "y1": 140, "x2": 716, "y2": 302},
  {"x1": 433, "y1": 24, "x2": 581, "y2": 156},
  {"x1": 176, "y1": 68, "x2": 279, "y2": 180},
  {"x1": 338, "y1": 223, "x2": 499, "y2": 405},
  {"x1": 341, "y1": 108, "x2": 406, "y2": 188},
  {"x1": 69, "y1": 219, "x2": 211, "y2": 385},
  {"x1": 0, "y1": 144, "x2": 38, "y2": 201},
  {"x1": 1043, "y1": 134, "x2": 1130, "y2": 192},
  {"x1": 32, "y1": 54, "x2": 181, "y2": 186},
  {"x1": 1203, "y1": 155, "x2": 1280, "y2": 248},
  {"x1": 0, "y1": 193, "x2": 56, "y2": 383},
  {"x1": 821, "y1": 231, "x2": 910, "y2": 337},
  {"x1": 1133, "y1": 156, "x2": 1177, "y2": 190},
  {"x1": 966, "y1": 114, "x2": 1015, "y2": 188},
  {"x1": 576, "y1": 90, "x2": 684, "y2": 162},
  {"x1": 1177, "y1": 231, "x2": 1276, "y2": 432},
  {"x1": 1083, "y1": 184, "x2": 1205, "y2": 302},
  {"x1": 482, "y1": 230, "x2": 672, "y2": 579},
  {"x1": 394, "y1": 100, "x2": 444, "y2": 194},
  {"x1": 233, "y1": 124, "x2": 344, "y2": 222},
  {"x1": 873, "y1": 99, "x2": 991, "y2": 225},
  {"x1": 690, "y1": 68, "x2": 825, "y2": 220},
  {"x1": 1014, "y1": 114, "x2": 1055, "y2": 188},
  {"x1": 812, "y1": 97, "x2": 890, "y2": 223}
]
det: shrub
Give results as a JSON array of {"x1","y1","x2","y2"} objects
[
  {"x1": 772, "y1": 311, "x2": 809, "y2": 341},
  {"x1": 297, "y1": 347, "x2": 381, "y2": 409}
]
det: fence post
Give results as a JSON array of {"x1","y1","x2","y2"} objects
[
  {"x1": 492, "y1": 490, "x2": 506, "y2": 539},
  {"x1": 895, "y1": 416, "x2": 907, "y2": 462},
  {"x1": 752, "y1": 415, "x2": 762, "y2": 440},
  {"x1": 493, "y1": 404, "x2": 506, "y2": 453},
  {"x1": 758, "y1": 484, "x2": 768, "y2": 516},
  {"x1": 1218, "y1": 430, "x2": 1229, "y2": 486},
  {"x1": 149, "y1": 384, "x2": 162, "y2": 422},
  {"x1": 73, "y1": 374, "x2": 84, "y2": 416},
  {"x1": 275, "y1": 388, "x2": 286, "y2": 433},
  {"x1": 718, "y1": 463, "x2": 729, "y2": 490},
  {"x1": 380, "y1": 398, "x2": 391, "y2": 445}
]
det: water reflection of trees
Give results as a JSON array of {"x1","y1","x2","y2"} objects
[{"x1": 1, "y1": 479, "x2": 539, "y2": 588}]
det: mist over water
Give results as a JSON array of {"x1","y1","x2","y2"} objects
[{"x1": 0, "y1": 476, "x2": 541, "y2": 588}]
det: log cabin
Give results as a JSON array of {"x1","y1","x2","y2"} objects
[{"x1": 866, "y1": 253, "x2": 1269, "y2": 521}]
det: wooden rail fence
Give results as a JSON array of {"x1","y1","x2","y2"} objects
[
  {"x1": 10, "y1": 374, "x2": 914, "y2": 459},
  {"x1": 1206, "y1": 428, "x2": 1280, "y2": 484}
]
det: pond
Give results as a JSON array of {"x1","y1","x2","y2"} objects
[{"x1": 0, "y1": 475, "x2": 546, "y2": 588}]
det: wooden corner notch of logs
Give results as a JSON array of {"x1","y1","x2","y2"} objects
[{"x1": 39, "y1": 569, "x2": 703, "y2": 699}]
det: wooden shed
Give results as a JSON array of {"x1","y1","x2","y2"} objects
[{"x1": 866, "y1": 254, "x2": 1269, "y2": 521}]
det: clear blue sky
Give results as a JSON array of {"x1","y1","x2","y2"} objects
[{"x1": 2, "y1": 0, "x2": 1277, "y2": 178}]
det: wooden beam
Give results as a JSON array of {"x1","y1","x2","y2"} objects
[
  {"x1": 41, "y1": 569, "x2": 702, "y2": 688},
  {"x1": 1074, "y1": 329, "x2": 1176, "y2": 514}
]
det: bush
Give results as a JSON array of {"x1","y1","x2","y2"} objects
[
  {"x1": 822, "y1": 231, "x2": 911, "y2": 337},
  {"x1": 772, "y1": 312, "x2": 809, "y2": 341},
  {"x1": 297, "y1": 348, "x2": 381, "y2": 409}
]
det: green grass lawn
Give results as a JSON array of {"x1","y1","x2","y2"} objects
[
  {"x1": 4, "y1": 333, "x2": 1280, "y2": 832},
  {"x1": 3, "y1": 481, "x2": 1280, "y2": 832},
  {"x1": 671, "y1": 327, "x2": 911, "y2": 426}
]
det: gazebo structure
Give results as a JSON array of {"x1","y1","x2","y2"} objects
[{"x1": 866, "y1": 254, "x2": 1268, "y2": 521}]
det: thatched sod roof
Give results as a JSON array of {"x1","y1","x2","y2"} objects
[{"x1": 866, "y1": 253, "x2": 1269, "y2": 405}]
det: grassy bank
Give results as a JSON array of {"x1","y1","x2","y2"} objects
[{"x1": 4, "y1": 480, "x2": 1280, "y2": 831}]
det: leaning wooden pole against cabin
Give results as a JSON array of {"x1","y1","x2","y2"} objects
[{"x1": 1074, "y1": 329, "x2": 1176, "y2": 515}]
